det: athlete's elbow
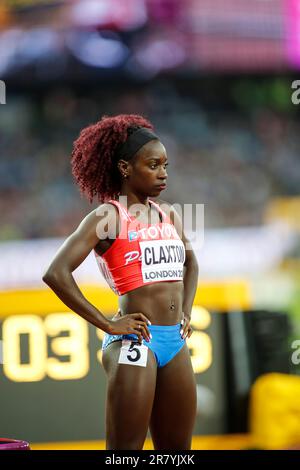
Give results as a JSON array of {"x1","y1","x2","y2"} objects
[
  {"x1": 42, "y1": 270, "x2": 54, "y2": 286},
  {"x1": 42, "y1": 267, "x2": 62, "y2": 287}
]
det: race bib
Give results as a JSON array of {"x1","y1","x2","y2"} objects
[
  {"x1": 139, "y1": 239, "x2": 185, "y2": 283},
  {"x1": 118, "y1": 340, "x2": 148, "y2": 367}
]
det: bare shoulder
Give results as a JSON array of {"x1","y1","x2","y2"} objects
[
  {"x1": 94, "y1": 201, "x2": 119, "y2": 219},
  {"x1": 75, "y1": 202, "x2": 119, "y2": 237},
  {"x1": 80, "y1": 203, "x2": 118, "y2": 226}
]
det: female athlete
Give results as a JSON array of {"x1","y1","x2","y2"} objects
[{"x1": 42, "y1": 114, "x2": 199, "y2": 450}]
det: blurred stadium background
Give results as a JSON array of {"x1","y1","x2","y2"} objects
[{"x1": 1, "y1": 0, "x2": 300, "y2": 450}]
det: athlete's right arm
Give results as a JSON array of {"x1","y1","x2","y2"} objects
[{"x1": 42, "y1": 204, "x2": 151, "y2": 341}]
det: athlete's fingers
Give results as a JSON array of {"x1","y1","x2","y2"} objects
[
  {"x1": 180, "y1": 318, "x2": 187, "y2": 338},
  {"x1": 134, "y1": 322, "x2": 150, "y2": 342},
  {"x1": 184, "y1": 325, "x2": 192, "y2": 340},
  {"x1": 182, "y1": 328, "x2": 188, "y2": 339},
  {"x1": 132, "y1": 328, "x2": 143, "y2": 344},
  {"x1": 131, "y1": 313, "x2": 152, "y2": 326},
  {"x1": 185, "y1": 324, "x2": 191, "y2": 339},
  {"x1": 129, "y1": 321, "x2": 144, "y2": 343},
  {"x1": 139, "y1": 313, "x2": 152, "y2": 326},
  {"x1": 186, "y1": 327, "x2": 193, "y2": 339},
  {"x1": 181, "y1": 321, "x2": 190, "y2": 339},
  {"x1": 136, "y1": 321, "x2": 151, "y2": 339}
]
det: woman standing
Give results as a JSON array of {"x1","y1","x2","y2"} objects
[{"x1": 43, "y1": 114, "x2": 199, "y2": 450}]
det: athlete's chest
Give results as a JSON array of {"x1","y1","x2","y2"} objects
[{"x1": 128, "y1": 208, "x2": 162, "y2": 226}]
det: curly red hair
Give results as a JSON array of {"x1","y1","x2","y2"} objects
[{"x1": 71, "y1": 114, "x2": 154, "y2": 203}]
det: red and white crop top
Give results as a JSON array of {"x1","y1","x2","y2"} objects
[{"x1": 94, "y1": 199, "x2": 186, "y2": 295}]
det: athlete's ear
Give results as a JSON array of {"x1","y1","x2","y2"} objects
[{"x1": 117, "y1": 159, "x2": 131, "y2": 178}]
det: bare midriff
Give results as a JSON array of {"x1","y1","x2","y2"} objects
[{"x1": 118, "y1": 279, "x2": 184, "y2": 325}]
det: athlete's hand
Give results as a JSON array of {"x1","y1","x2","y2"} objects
[
  {"x1": 108, "y1": 310, "x2": 152, "y2": 344},
  {"x1": 180, "y1": 312, "x2": 193, "y2": 340}
]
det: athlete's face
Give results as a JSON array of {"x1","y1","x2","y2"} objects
[{"x1": 129, "y1": 140, "x2": 168, "y2": 197}]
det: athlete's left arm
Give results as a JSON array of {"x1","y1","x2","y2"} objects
[{"x1": 158, "y1": 200, "x2": 199, "y2": 339}]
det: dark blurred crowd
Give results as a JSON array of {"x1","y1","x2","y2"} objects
[{"x1": 0, "y1": 80, "x2": 300, "y2": 240}]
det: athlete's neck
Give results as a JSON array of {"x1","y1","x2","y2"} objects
[{"x1": 118, "y1": 191, "x2": 151, "y2": 209}]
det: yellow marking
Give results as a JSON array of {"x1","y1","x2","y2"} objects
[{"x1": 29, "y1": 434, "x2": 253, "y2": 450}]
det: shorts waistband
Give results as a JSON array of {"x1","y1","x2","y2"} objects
[{"x1": 148, "y1": 323, "x2": 181, "y2": 330}]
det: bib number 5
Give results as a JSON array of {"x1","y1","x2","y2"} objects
[{"x1": 118, "y1": 340, "x2": 148, "y2": 367}]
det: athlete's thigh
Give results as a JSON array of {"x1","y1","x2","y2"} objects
[
  {"x1": 149, "y1": 343, "x2": 197, "y2": 450},
  {"x1": 102, "y1": 340, "x2": 157, "y2": 450}
]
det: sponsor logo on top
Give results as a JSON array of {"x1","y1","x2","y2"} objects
[{"x1": 128, "y1": 231, "x2": 138, "y2": 241}]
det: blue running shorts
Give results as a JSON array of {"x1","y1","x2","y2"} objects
[{"x1": 102, "y1": 322, "x2": 185, "y2": 368}]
